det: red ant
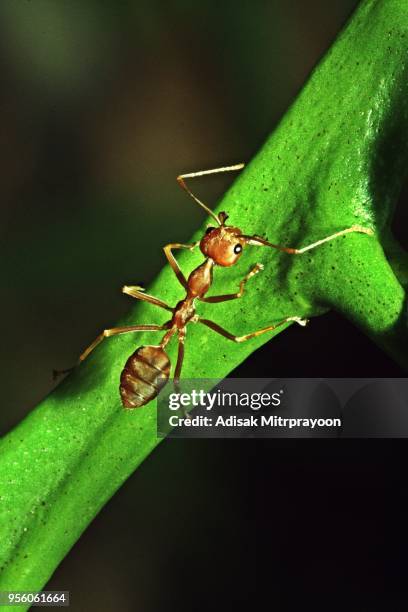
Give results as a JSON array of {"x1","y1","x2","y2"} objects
[{"x1": 57, "y1": 163, "x2": 372, "y2": 408}]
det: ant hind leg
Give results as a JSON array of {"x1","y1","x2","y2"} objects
[
  {"x1": 174, "y1": 331, "x2": 186, "y2": 389},
  {"x1": 173, "y1": 331, "x2": 192, "y2": 418},
  {"x1": 80, "y1": 324, "x2": 170, "y2": 362},
  {"x1": 53, "y1": 323, "x2": 170, "y2": 379}
]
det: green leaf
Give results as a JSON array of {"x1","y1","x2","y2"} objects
[{"x1": 1, "y1": 0, "x2": 407, "y2": 600}]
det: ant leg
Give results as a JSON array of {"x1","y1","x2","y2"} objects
[
  {"x1": 53, "y1": 324, "x2": 169, "y2": 378},
  {"x1": 245, "y1": 226, "x2": 373, "y2": 254},
  {"x1": 122, "y1": 286, "x2": 173, "y2": 312},
  {"x1": 79, "y1": 324, "x2": 170, "y2": 362},
  {"x1": 174, "y1": 331, "x2": 192, "y2": 418},
  {"x1": 163, "y1": 242, "x2": 199, "y2": 290},
  {"x1": 200, "y1": 263, "x2": 263, "y2": 303},
  {"x1": 177, "y1": 163, "x2": 244, "y2": 225},
  {"x1": 174, "y1": 331, "x2": 186, "y2": 387},
  {"x1": 197, "y1": 316, "x2": 308, "y2": 343}
]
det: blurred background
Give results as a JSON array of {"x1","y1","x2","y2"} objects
[{"x1": 1, "y1": 1, "x2": 407, "y2": 610}]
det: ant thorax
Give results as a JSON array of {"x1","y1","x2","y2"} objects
[{"x1": 187, "y1": 259, "x2": 213, "y2": 298}]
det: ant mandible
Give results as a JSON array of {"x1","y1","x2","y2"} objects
[{"x1": 59, "y1": 163, "x2": 372, "y2": 408}]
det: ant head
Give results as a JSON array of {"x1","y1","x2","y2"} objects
[
  {"x1": 200, "y1": 210, "x2": 280, "y2": 266},
  {"x1": 200, "y1": 212, "x2": 246, "y2": 267}
]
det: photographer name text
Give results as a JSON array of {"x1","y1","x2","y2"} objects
[{"x1": 168, "y1": 414, "x2": 341, "y2": 430}]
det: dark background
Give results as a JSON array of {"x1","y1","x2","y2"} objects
[{"x1": 0, "y1": 1, "x2": 407, "y2": 610}]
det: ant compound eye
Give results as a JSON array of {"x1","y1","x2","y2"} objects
[
  {"x1": 233, "y1": 244, "x2": 243, "y2": 254},
  {"x1": 205, "y1": 226, "x2": 215, "y2": 235}
]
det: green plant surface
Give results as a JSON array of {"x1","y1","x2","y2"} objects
[{"x1": 1, "y1": 0, "x2": 407, "y2": 601}]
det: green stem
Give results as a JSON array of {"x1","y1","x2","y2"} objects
[{"x1": 1, "y1": 0, "x2": 407, "y2": 600}]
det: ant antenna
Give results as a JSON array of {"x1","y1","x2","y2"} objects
[
  {"x1": 177, "y1": 163, "x2": 245, "y2": 226},
  {"x1": 242, "y1": 225, "x2": 374, "y2": 254}
]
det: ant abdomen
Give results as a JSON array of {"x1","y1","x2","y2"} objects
[{"x1": 119, "y1": 345, "x2": 170, "y2": 408}]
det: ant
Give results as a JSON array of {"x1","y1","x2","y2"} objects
[{"x1": 56, "y1": 163, "x2": 372, "y2": 408}]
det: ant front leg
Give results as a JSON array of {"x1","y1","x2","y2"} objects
[
  {"x1": 200, "y1": 263, "x2": 263, "y2": 303},
  {"x1": 197, "y1": 316, "x2": 308, "y2": 343},
  {"x1": 163, "y1": 242, "x2": 199, "y2": 290}
]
